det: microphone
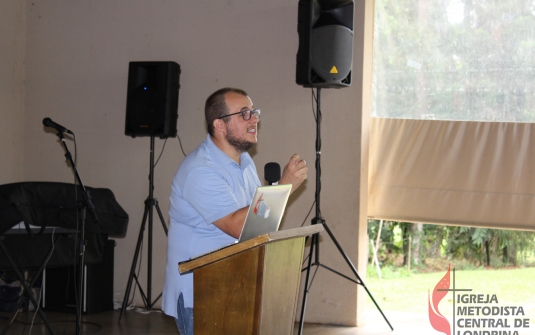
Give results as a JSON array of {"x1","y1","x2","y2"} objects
[
  {"x1": 264, "y1": 162, "x2": 281, "y2": 185},
  {"x1": 42, "y1": 117, "x2": 74, "y2": 135}
]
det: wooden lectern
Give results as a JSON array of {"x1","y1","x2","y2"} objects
[{"x1": 178, "y1": 225, "x2": 323, "y2": 335}]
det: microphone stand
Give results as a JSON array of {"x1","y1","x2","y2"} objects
[
  {"x1": 297, "y1": 88, "x2": 393, "y2": 334},
  {"x1": 55, "y1": 131, "x2": 98, "y2": 335}
]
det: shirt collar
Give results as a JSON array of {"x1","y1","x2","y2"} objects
[{"x1": 206, "y1": 134, "x2": 253, "y2": 170}]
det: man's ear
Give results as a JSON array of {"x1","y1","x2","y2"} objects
[{"x1": 213, "y1": 119, "x2": 227, "y2": 135}]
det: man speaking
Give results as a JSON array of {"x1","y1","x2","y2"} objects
[{"x1": 162, "y1": 87, "x2": 308, "y2": 334}]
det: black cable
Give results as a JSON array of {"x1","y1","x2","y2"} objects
[
  {"x1": 72, "y1": 133, "x2": 83, "y2": 335},
  {"x1": 311, "y1": 88, "x2": 318, "y2": 121},
  {"x1": 300, "y1": 200, "x2": 316, "y2": 228},
  {"x1": 314, "y1": 87, "x2": 322, "y2": 218},
  {"x1": 299, "y1": 202, "x2": 316, "y2": 266},
  {"x1": 176, "y1": 134, "x2": 187, "y2": 157},
  {"x1": 300, "y1": 88, "x2": 322, "y2": 266},
  {"x1": 153, "y1": 138, "x2": 168, "y2": 167}
]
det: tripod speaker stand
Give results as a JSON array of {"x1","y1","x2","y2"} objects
[
  {"x1": 297, "y1": 88, "x2": 393, "y2": 334},
  {"x1": 119, "y1": 136, "x2": 168, "y2": 321}
]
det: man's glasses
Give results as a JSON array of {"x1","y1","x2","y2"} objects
[{"x1": 218, "y1": 109, "x2": 261, "y2": 121}]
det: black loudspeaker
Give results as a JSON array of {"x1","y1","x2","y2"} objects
[
  {"x1": 125, "y1": 61, "x2": 180, "y2": 138},
  {"x1": 296, "y1": 0, "x2": 354, "y2": 88},
  {"x1": 42, "y1": 240, "x2": 115, "y2": 315}
]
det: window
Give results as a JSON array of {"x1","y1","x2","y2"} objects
[{"x1": 372, "y1": 0, "x2": 535, "y2": 122}]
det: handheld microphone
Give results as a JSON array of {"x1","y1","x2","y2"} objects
[
  {"x1": 264, "y1": 162, "x2": 281, "y2": 185},
  {"x1": 42, "y1": 117, "x2": 74, "y2": 135}
]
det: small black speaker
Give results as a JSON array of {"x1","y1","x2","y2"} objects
[
  {"x1": 42, "y1": 240, "x2": 115, "y2": 315},
  {"x1": 296, "y1": 0, "x2": 354, "y2": 88},
  {"x1": 125, "y1": 61, "x2": 180, "y2": 138}
]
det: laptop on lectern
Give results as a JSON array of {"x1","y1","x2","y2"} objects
[
  {"x1": 237, "y1": 184, "x2": 292, "y2": 243},
  {"x1": 188, "y1": 184, "x2": 292, "y2": 260}
]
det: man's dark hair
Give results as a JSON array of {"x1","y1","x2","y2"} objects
[{"x1": 205, "y1": 87, "x2": 248, "y2": 136}]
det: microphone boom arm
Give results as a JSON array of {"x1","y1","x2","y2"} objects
[{"x1": 55, "y1": 131, "x2": 98, "y2": 222}]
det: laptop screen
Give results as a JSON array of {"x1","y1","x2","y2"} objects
[{"x1": 238, "y1": 184, "x2": 292, "y2": 242}]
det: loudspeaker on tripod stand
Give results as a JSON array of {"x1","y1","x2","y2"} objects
[
  {"x1": 296, "y1": 0, "x2": 354, "y2": 88},
  {"x1": 125, "y1": 61, "x2": 181, "y2": 138}
]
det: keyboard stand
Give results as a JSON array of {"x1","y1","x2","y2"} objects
[{"x1": 0, "y1": 234, "x2": 62, "y2": 335}]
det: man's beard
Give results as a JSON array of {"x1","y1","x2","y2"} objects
[{"x1": 226, "y1": 126, "x2": 255, "y2": 153}]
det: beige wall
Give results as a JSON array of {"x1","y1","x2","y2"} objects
[
  {"x1": 7, "y1": 0, "x2": 371, "y2": 326},
  {"x1": 0, "y1": 0, "x2": 25, "y2": 184}
]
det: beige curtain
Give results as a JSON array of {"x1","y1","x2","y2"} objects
[{"x1": 368, "y1": 117, "x2": 535, "y2": 231}]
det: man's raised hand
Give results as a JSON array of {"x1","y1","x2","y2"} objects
[{"x1": 280, "y1": 154, "x2": 308, "y2": 194}]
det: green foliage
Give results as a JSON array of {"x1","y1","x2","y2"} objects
[
  {"x1": 367, "y1": 264, "x2": 414, "y2": 280},
  {"x1": 368, "y1": 220, "x2": 411, "y2": 265},
  {"x1": 471, "y1": 228, "x2": 489, "y2": 246},
  {"x1": 368, "y1": 220, "x2": 535, "y2": 268},
  {"x1": 373, "y1": 0, "x2": 535, "y2": 122}
]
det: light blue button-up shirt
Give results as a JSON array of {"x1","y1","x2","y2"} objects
[{"x1": 162, "y1": 134, "x2": 260, "y2": 315}]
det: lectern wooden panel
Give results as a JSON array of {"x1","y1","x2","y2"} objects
[
  {"x1": 179, "y1": 225, "x2": 323, "y2": 335},
  {"x1": 195, "y1": 246, "x2": 263, "y2": 333}
]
